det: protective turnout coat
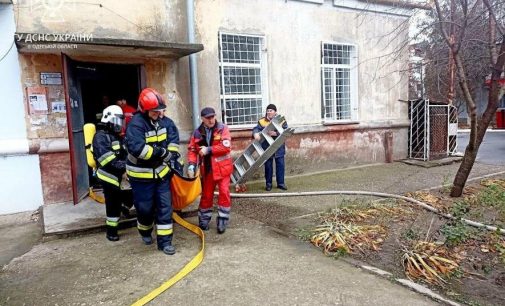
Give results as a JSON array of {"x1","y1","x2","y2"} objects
[
  {"x1": 92, "y1": 124, "x2": 127, "y2": 188},
  {"x1": 125, "y1": 112, "x2": 180, "y2": 181}
]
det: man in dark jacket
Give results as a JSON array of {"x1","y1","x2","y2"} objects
[
  {"x1": 252, "y1": 104, "x2": 288, "y2": 191},
  {"x1": 125, "y1": 88, "x2": 180, "y2": 255}
]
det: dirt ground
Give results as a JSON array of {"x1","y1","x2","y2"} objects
[
  {"x1": 4, "y1": 162, "x2": 505, "y2": 305},
  {"x1": 291, "y1": 177, "x2": 505, "y2": 306}
]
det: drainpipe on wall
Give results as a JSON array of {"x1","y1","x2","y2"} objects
[{"x1": 186, "y1": 0, "x2": 200, "y2": 130}]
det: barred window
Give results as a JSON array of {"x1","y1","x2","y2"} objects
[
  {"x1": 219, "y1": 33, "x2": 266, "y2": 126},
  {"x1": 321, "y1": 43, "x2": 358, "y2": 121}
]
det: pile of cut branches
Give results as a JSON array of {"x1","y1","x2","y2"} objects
[
  {"x1": 310, "y1": 205, "x2": 405, "y2": 255},
  {"x1": 320, "y1": 204, "x2": 412, "y2": 224},
  {"x1": 311, "y1": 221, "x2": 386, "y2": 255},
  {"x1": 402, "y1": 241, "x2": 462, "y2": 285}
]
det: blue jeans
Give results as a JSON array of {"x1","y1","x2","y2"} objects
[{"x1": 264, "y1": 156, "x2": 285, "y2": 187}]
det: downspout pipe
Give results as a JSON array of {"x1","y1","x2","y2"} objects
[{"x1": 186, "y1": 0, "x2": 200, "y2": 130}]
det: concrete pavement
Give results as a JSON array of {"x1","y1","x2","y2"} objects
[{"x1": 3, "y1": 161, "x2": 505, "y2": 305}]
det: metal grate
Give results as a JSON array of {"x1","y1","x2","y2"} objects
[
  {"x1": 429, "y1": 106, "x2": 448, "y2": 159},
  {"x1": 219, "y1": 33, "x2": 265, "y2": 126},
  {"x1": 409, "y1": 100, "x2": 458, "y2": 161},
  {"x1": 448, "y1": 106, "x2": 458, "y2": 154},
  {"x1": 409, "y1": 100, "x2": 428, "y2": 159}
]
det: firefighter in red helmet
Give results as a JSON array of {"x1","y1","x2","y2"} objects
[{"x1": 125, "y1": 88, "x2": 181, "y2": 255}]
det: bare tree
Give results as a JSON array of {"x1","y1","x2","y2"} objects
[{"x1": 431, "y1": 0, "x2": 505, "y2": 196}]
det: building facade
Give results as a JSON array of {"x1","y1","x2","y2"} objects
[{"x1": 0, "y1": 0, "x2": 416, "y2": 214}]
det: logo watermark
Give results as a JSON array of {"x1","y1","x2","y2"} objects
[
  {"x1": 27, "y1": 0, "x2": 77, "y2": 23},
  {"x1": 16, "y1": 33, "x2": 93, "y2": 50}
]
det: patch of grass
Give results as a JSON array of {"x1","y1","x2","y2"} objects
[
  {"x1": 401, "y1": 228, "x2": 420, "y2": 241},
  {"x1": 295, "y1": 227, "x2": 313, "y2": 241},
  {"x1": 440, "y1": 221, "x2": 475, "y2": 247},
  {"x1": 449, "y1": 200, "x2": 471, "y2": 218},
  {"x1": 495, "y1": 240, "x2": 505, "y2": 265},
  {"x1": 477, "y1": 184, "x2": 505, "y2": 209},
  {"x1": 330, "y1": 248, "x2": 348, "y2": 259},
  {"x1": 482, "y1": 265, "x2": 492, "y2": 275},
  {"x1": 441, "y1": 174, "x2": 452, "y2": 194},
  {"x1": 452, "y1": 295, "x2": 485, "y2": 306}
]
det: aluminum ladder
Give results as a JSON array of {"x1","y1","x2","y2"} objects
[{"x1": 231, "y1": 115, "x2": 294, "y2": 186}]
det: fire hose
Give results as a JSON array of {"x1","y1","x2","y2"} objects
[{"x1": 132, "y1": 189, "x2": 504, "y2": 305}]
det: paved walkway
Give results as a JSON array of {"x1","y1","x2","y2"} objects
[{"x1": 2, "y1": 161, "x2": 505, "y2": 305}]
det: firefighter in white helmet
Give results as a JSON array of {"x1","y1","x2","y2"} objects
[{"x1": 92, "y1": 105, "x2": 132, "y2": 241}]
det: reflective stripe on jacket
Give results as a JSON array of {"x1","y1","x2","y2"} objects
[
  {"x1": 188, "y1": 122, "x2": 233, "y2": 181},
  {"x1": 92, "y1": 125, "x2": 127, "y2": 187},
  {"x1": 125, "y1": 112, "x2": 180, "y2": 181}
]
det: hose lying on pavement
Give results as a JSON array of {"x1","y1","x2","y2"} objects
[
  {"x1": 131, "y1": 213, "x2": 205, "y2": 306},
  {"x1": 228, "y1": 190, "x2": 505, "y2": 235}
]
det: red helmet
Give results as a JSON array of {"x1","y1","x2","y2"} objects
[{"x1": 138, "y1": 88, "x2": 166, "y2": 112}]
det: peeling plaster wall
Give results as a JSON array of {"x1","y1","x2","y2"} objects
[
  {"x1": 193, "y1": 0, "x2": 409, "y2": 125},
  {"x1": 232, "y1": 125, "x2": 408, "y2": 176},
  {"x1": 13, "y1": 0, "x2": 187, "y2": 42},
  {"x1": 7, "y1": 0, "x2": 415, "y2": 211},
  {"x1": 189, "y1": 0, "x2": 410, "y2": 170},
  {"x1": 15, "y1": 53, "x2": 185, "y2": 205},
  {"x1": 19, "y1": 54, "x2": 67, "y2": 139}
]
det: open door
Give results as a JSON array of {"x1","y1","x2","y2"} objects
[{"x1": 62, "y1": 54, "x2": 89, "y2": 204}]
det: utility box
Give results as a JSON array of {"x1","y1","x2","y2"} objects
[
  {"x1": 409, "y1": 99, "x2": 458, "y2": 161},
  {"x1": 496, "y1": 109, "x2": 505, "y2": 129}
]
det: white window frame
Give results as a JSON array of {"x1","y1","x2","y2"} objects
[
  {"x1": 321, "y1": 41, "x2": 359, "y2": 123},
  {"x1": 219, "y1": 32, "x2": 268, "y2": 128}
]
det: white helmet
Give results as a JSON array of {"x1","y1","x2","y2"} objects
[{"x1": 101, "y1": 105, "x2": 124, "y2": 133}]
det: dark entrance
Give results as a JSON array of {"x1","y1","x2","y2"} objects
[{"x1": 63, "y1": 56, "x2": 144, "y2": 204}]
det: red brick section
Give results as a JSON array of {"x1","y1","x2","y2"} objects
[{"x1": 39, "y1": 152, "x2": 72, "y2": 204}]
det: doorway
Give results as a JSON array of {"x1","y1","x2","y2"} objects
[{"x1": 63, "y1": 56, "x2": 144, "y2": 204}]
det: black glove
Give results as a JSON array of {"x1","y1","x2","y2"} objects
[
  {"x1": 159, "y1": 148, "x2": 169, "y2": 159},
  {"x1": 169, "y1": 151, "x2": 180, "y2": 162},
  {"x1": 168, "y1": 152, "x2": 183, "y2": 174}
]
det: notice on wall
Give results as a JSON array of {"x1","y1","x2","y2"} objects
[
  {"x1": 51, "y1": 101, "x2": 66, "y2": 113},
  {"x1": 26, "y1": 86, "x2": 49, "y2": 115},
  {"x1": 40, "y1": 72, "x2": 62, "y2": 85}
]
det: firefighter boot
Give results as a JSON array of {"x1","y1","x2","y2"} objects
[
  {"x1": 158, "y1": 237, "x2": 176, "y2": 255},
  {"x1": 217, "y1": 216, "x2": 229, "y2": 234},
  {"x1": 106, "y1": 226, "x2": 119, "y2": 242},
  {"x1": 141, "y1": 235, "x2": 153, "y2": 245},
  {"x1": 159, "y1": 244, "x2": 176, "y2": 255}
]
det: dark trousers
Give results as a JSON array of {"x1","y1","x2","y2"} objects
[
  {"x1": 103, "y1": 184, "x2": 123, "y2": 219},
  {"x1": 264, "y1": 155, "x2": 285, "y2": 187},
  {"x1": 130, "y1": 178, "x2": 173, "y2": 248}
]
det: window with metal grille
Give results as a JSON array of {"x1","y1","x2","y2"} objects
[
  {"x1": 219, "y1": 33, "x2": 266, "y2": 126},
  {"x1": 321, "y1": 42, "x2": 358, "y2": 121}
]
